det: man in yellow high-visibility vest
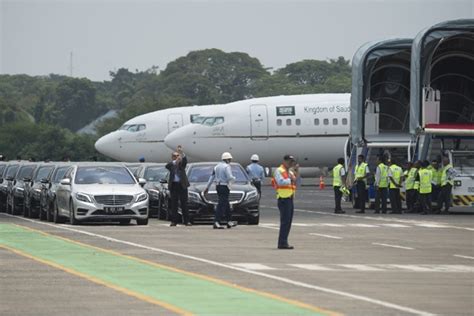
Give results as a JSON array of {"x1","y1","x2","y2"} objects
[
  {"x1": 405, "y1": 161, "x2": 419, "y2": 213},
  {"x1": 417, "y1": 160, "x2": 433, "y2": 215},
  {"x1": 332, "y1": 158, "x2": 346, "y2": 214},
  {"x1": 437, "y1": 156, "x2": 456, "y2": 214},
  {"x1": 428, "y1": 159, "x2": 442, "y2": 202},
  {"x1": 388, "y1": 158, "x2": 403, "y2": 214},
  {"x1": 354, "y1": 154, "x2": 370, "y2": 214},
  {"x1": 374, "y1": 155, "x2": 389, "y2": 214}
]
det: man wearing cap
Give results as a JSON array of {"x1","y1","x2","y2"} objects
[
  {"x1": 272, "y1": 155, "x2": 299, "y2": 249},
  {"x1": 246, "y1": 154, "x2": 265, "y2": 197},
  {"x1": 332, "y1": 157, "x2": 346, "y2": 214},
  {"x1": 166, "y1": 145, "x2": 191, "y2": 227},
  {"x1": 204, "y1": 152, "x2": 237, "y2": 229}
]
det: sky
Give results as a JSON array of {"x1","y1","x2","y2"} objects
[{"x1": 1, "y1": 0, "x2": 473, "y2": 81}]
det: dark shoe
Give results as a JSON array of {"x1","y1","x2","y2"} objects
[
  {"x1": 170, "y1": 222, "x2": 177, "y2": 227},
  {"x1": 226, "y1": 221, "x2": 237, "y2": 228},
  {"x1": 374, "y1": 211, "x2": 380, "y2": 214},
  {"x1": 278, "y1": 245, "x2": 294, "y2": 250},
  {"x1": 213, "y1": 222, "x2": 224, "y2": 229},
  {"x1": 334, "y1": 210, "x2": 345, "y2": 214},
  {"x1": 356, "y1": 210, "x2": 365, "y2": 214},
  {"x1": 184, "y1": 222, "x2": 192, "y2": 226},
  {"x1": 382, "y1": 211, "x2": 387, "y2": 214}
]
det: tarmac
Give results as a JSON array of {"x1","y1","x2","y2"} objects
[{"x1": 1, "y1": 185, "x2": 473, "y2": 316}]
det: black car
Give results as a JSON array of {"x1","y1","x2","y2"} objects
[
  {"x1": 185, "y1": 162, "x2": 260, "y2": 224},
  {"x1": 40, "y1": 164, "x2": 71, "y2": 223},
  {"x1": 7, "y1": 163, "x2": 38, "y2": 216},
  {"x1": 1, "y1": 163, "x2": 22, "y2": 212},
  {"x1": 135, "y1": 163, "x2": 169, "y2": 219},
  {"x1": 24, "y1": 163, "x2": 57, "y2": 219},
  {"x1": 0, "y1": 162, "x2": 8, "y2": 212}
]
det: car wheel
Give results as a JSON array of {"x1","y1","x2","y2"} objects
[
  {"x1": 119, "y1": 219, "x2": 131, "y2": 225},
  {"x1": 248, "y1": 213, "x2": 260, "y2": 225},
  {"x1": 53, "y1": 200, "x2": 65, "y2": 224},
  {"x1": 136, "y1": 218, "x2": 148, "y2": 225},
  {"x1": 69, "y1": 201, "x2": 78, "y2": 225}
]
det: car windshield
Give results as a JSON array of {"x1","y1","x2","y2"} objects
[
  {"x1": 144, "y1": 166, "x2": 168, "y2": 182},
  {"x1": 18, "y1": 165, "x2": 36, "y2": 179},
  {"x1": 75, "y1": 166, "x2": 136, "y2": 185},
  {"x1": 53, "y1": 167, "x2": 69, "y2": 183},
  {"x1": 187, "y1": 164, "x2": 249, "y2": 183},
  {"x1": 0, "y1": 165, "x2": 5, "y2": 177},
  {"x1": 34, "y1": 166, "x2": 55, "y2": 181},
  {"x1": 6, "y1": 165, "x2": 19, "y2": 178},
  {"x1": 126, "y1": 165, "x2": 140, "y2": 176}
]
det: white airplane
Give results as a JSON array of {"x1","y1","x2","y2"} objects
[
  {"x1": 94, "y1": 104, "x2": 220, "y2": 162},
  {"x1": 163, "y1": 94, "x2": 351, "y2": 168}
]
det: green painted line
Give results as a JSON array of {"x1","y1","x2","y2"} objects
[{"x1": 0, "y1": 224, "x2": 332, "y2": 316}]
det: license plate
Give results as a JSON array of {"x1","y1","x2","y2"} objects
[{"x1": 104, "y1": 207, "x2": 125, "y2": 213}]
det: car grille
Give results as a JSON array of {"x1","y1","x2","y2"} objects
[
  {"x1": 94, "y1": 195, "x2": 133, "y2": 205},
  {"x1": 203, "y1": 191, "x2": 244, "y2": 205}
]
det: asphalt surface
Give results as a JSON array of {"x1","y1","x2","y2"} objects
[{"x1": 1, "y1": 185, "x2": 473, "y2": 316}]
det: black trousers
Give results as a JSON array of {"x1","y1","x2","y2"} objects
[
  {"x1": 419, "y1": 193, "x2": 432, "y2": 214},
  {"x1": 406, "y1": 189, "x2": 417, "y2": 212},
  {"x1": 375, "y1": 187, "x2": 388, "y2": 213},
  {"x1": 389, "y1": 188, "x2": 402, "y2": 213},
  {"x1": 169, "y1": 182, "x2": 189, "y2": 224},
  {"x1": 215, "y1": 185, "x2": 231, "y2": 223},
  {"x1": 252, "y1": 180, "x2": 262, "y2": 196},
  {"x1": 278, "y1": 197, "x2": 294, "y2": 247},
  {"x1": 334, "y1": 186, "x2": 342, "y2": 211},
  {"x1": 431, "y1": 185, "x2": 440, "y2": 202},
  {"x1": 356, "y1": 181, "x2": 366, "y2": 212},
  {"x1": 437, "y1": 184, "x2": 452, "y2": 211}
]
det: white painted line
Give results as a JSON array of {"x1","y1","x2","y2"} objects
[
  {"x1": 293, "y1": 223, "x2": 310, "y2": 227},
  {"x1": 454, "y1": 254, "x2": 474, "y2": 260},
  {"x1": 422, "y1": 265, "x2": 474, "y2": 273},
  {"x1": 259, "y1": 224, "x2": 279, "y2": 230},
  {"x1": 414, "y1": 223, "x2": 449, "y2": 228},
  {"x1": 380, "y1": 224, "x2": 411, "y2": 228},
  {"x1": 348, "y1": 224, "x2": 379, "y2": 228},
  {"x1": 372, "y1": 243, "x2": 414, "y2": 250},
  {"x1": 387, "y1": 265, "x2": 436, "y2": 272},
  {"x1": 289, "y1": 264, "x2": 336, "y2": 271},
  {"x1": 1, "y1": 213, "x2": 435, "y2": 316},
  {"x1": 230, "y1": 263, "x2": 276, "y2": 270},
  {"x1": 320, "y1": 223, "x2": 345, "y2": 227},
  {"x1": 338, "y1": 264, "x2": 385, "y2": 271},
  {"x1": 309, "y1": 233, "x2": 343, "y2": 240}
]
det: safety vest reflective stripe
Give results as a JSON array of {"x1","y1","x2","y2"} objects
[
  {"x1": 272, "y1": 165, "x2": 296, "y2": 198},
  {"x1": 378, "y1": 163, "x2": 389, "y2": 188},
  {"x1": 333, "y1": 164, "x2": 343, "y2": 187},
  {"x1": 389, "y1": 165, "x2": 402, "y2": 189},
  {"x1": 441, "y1": 164, "x2": 454, "y2": 186},
  {"x1": 355, "y1": 162, "x2": 368, "y2": 183},
  {"x1": 406, "y1": 168, "x2": 417, "y2": 190},
  {"x1": 419, "y1": 169, "x2": 432, "y2": 194}
]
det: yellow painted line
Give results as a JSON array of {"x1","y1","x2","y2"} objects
[
  {"x1": 0, "y1": 243, "x2": 193, "y2": 316},
  {"x1": 13, "y1": 224, "x2": 341, "y2": 316}
]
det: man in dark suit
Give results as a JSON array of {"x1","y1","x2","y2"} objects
[{"x1": 166, "y1": 145, "x2": 191, "y2": 226}]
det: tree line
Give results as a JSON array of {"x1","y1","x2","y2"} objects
[{"x1": 0, "y1": 49, "x2": 351, "y2": 161}]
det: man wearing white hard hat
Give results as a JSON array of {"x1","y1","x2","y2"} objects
[
  {"x1": 204, "y1": 152, "x2": 237, "y2": 229},
  {"x1": 246, "y1": 154, "x2": 265, "y2": 197}
]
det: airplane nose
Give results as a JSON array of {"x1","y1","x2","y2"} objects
[
  {"x1": 164, "y1": 127, "x2": 189, "y2": 150},
  {"x1": 95, "y1": 133, "x2": 118, "y2": 157}
]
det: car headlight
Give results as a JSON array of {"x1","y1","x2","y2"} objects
[
  {"x1": 34, "y1": 188, "x2": 42, "y2": 193},
  {"x1": 245, "y1": 190, "x2": 258, "y2": 201},
  {"x1": 147, "y1": 189, "x2": 160, "y2": 199},
  {"x1": 16, "y1": 187, "x2": 24, "y2": 193},
  {"x1": 136, "y1": 192, "x2": 148, "y2": 202},
  {"x1": 76, "y1": 192, "x2": 93, "y2": 203},
  {"x1": 188, "y1": 191, "x2": 202, "y2": 203}
]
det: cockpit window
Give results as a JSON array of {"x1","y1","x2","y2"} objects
[
  {"x1": 119, "y1": 124, "x2": 130, "y2": 130},
  {"x1": 202, "y1": 117, "x2": 224, "y2": 126},
  {"x1": 127, "y1": 125, "x2": 138, "y2": 132},
  {"x1": 137, "y1": 124, "x2": 146, "y2": 131},
  {"x1": 190, "y1": 114, "x2": 204, "y2": 123},
  {"x1": 122, "y1": 124, "x2": 146, "y2": 132}
]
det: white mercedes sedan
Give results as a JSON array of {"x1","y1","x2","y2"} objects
[{"x1": 55, "y1": 164, "x2": 149, "y2": 225}]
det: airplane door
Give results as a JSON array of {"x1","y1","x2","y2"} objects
[
  {"x1": 250, "y1": 104, "x2": 269, "y2": 139},
  {"x1": 168, "y1": 114, "x2": 183, "y2": 133}
]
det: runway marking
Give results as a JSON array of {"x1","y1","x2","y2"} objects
[
  {"x1": 348, "y1": 224, "x2": 379, "y2": 228},
  {"x1": 321, "y1": 223, "x2": 345, "y2": 227},
  {"x1": 309, "y1": 233, "x2": 343, "y2": 239},
  {"x1": 230, "y1": 263, "x2": 277, "y2": 270},
  {"x1": 454, "y1": 254, "x2": 474, "y2": 260},
  {"x1": 289, "y1": 264, "x2": 337, "y2": 271},
  {"x1": 414, "y1": 223, "x2": 450, "y2": 228},
  {"x1": 380, "y1": 224, "x2": 411, "y2": 228},
  {"x1": 372, "y1": 243, "x2": 414, "y2": 250},
  {"x1": 387, "y1": 265, "x2": 440, "y2": 272},
  {"x1": 338, "y1": 264, "x2": 385, "y2": 271},
  {"x1": 1, "y1": 214, "x2": 436, "y2": 316},
  {"x1": 0, "y1": 223, "x2": 334, "y2": 316}
]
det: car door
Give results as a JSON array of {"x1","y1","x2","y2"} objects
[{"x1": 57, "y1": 167, "x2": 74, "y2": 215}]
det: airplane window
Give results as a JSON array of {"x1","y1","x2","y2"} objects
[
  {"x1": 333, "y1": 118, "x2": 338, "y2": 125},
  {"x1": 286, "y1": 119, "x2": 292, "y2": 126},
  {"x1": 137, "y1": 124, "x2": 146, "y2": 131},
  {"x1": 119, "y1": 124, "x2": 130, "y2": 130},
  {"x1": 323, "y1": 119, "x2": 329, "y2": 125},
  {"x1": 277, "y1": 119, "x2": 282, "y2": 126},
  {"x1": 295, "y1": 119, "x2": 301, "y2": 126},
  {"x1": 127, "y1": 125, "x2": 139, "y2": 132},
  {"x1": 202, "y1": 117, "x2": 224, "y2": 126},
  {"x1": 342, "y1": 118, "x2": 348, "y2": 125},
  {"x1": 314, "y1": 119, "x2": 319, "y2": 125},
  {"x1": 214, "y1": 117, "x2": 224, "y2": 125}
]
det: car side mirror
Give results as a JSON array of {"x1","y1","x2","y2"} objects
[
  {"x1": 138, "y1": 178, "x2": 146, "y2": 187},
  {"x1": 6, "y1": 176, "x2": 13, "y2": 181},
  {"x1": 60, "y1": 178, "x2": 71, "y2": 186},
  {"x1": 159, "y1": 179, "x2": 168, "y2": 184},
  {"x1": 40, "y1": 178, "x2": 50, "y2": 184}
]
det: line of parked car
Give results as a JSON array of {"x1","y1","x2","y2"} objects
[{"x1": 0, "y1": 160, "x2": 260, "y2": 226}]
